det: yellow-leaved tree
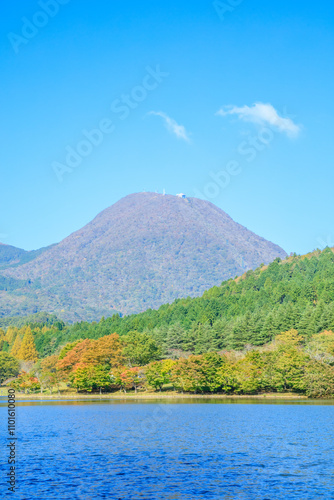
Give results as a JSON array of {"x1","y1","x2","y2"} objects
[
  {"x1": 10, "y1": 334, "x2": 23, "y2": 358},
  {"x1": 4, "y1": 326, "x2": 18, "y2": 346},
  {"x1": 17, "y1": 327, "x2": 38, "y2": 362},
  {"x1": 0, "y1": 328, "x2": 5, "y2": 349}
]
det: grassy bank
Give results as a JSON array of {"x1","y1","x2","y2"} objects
[{"x1": 0, "y1": 387, "x2": 308, "y2": 400}]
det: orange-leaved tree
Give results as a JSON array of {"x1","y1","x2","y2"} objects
[
  {"x1": 81, "y1": 334, "x2": 124, "y2": 369},
  {"x1": 57, "y1": 334, "x2": 124, "y2": 392},
  {"x1": 56, "y1": 339, "x2": 93, "y2": 373}
]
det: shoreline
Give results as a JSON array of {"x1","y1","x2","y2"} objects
[{"x1": 0, "y1": 391, "x2": 311, "y2": 401}]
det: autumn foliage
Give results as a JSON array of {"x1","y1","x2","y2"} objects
[
  {"x1": 3, "y1": 326, "x2": 334, "y2": 398},
  {"x1": 17, "y1": 327, "x2": 39, "y2": 362}
]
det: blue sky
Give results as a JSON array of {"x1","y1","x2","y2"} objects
[{"x1": 0, "y1": 0, "x2": 333, "y2": 254}]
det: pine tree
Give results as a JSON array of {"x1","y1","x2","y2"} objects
[
  {"x1": 298, "y1": 304, "x2": 316, "y2": 338},
  {"x1": 182, "y1": 327, "x2": 197, "y2": 353},
  {"x1": 165, "y1": 323, "x2": 185, "y2": 351},
  {"x1": 194, "y1": 323, "x2": 220, "y2": 354},
  {"x1": 231, "y1": 317, "x2": 248, "y2": 350},
  {"x1": 280, "y1": 303, "x2": 301, "y2": 332},
  {"x1": 249, "y1": 312, "x2": 267, "y2": 345},
  {"x1": 261, "y1": 312, "x2": 277, "y2": 342},
  {"x1": 17, "y1": 327, "x2": 39, "y2": 362},
  {"x1": 317, "y1": 303, "x2": 334, "y2": 333}
]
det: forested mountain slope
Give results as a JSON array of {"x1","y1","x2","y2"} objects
[{"x1": 13, "y1": 247, "x2": 334, "y2": 358}]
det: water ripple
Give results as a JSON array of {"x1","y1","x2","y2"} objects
[{"x1": 1, "y1": 402, "x2": 334, "y2": 499}]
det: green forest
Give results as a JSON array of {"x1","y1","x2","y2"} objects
[{"x1": 1, "y1": 248, "x2": 334, "y2": 398}]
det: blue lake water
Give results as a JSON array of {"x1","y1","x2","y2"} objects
[{"x1": 1, "y1": 398, "x2": 334, "y2": 499}]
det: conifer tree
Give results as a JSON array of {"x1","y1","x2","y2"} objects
[
  {"x1": 10, "y1": 334, "x2": 22, "y2": 358},
  {"x1": 261, "y1": 312, "x2": 277, "y2": 342},
  {"x1": 4, "y1": 326, "x2": 18, "y2": 346},
  {"x1": 280, "y1": 303, "x2": 300, "y2": 332},
  {"x1": 17, "y1": 327, "x2": 38, "y2": 362},
  {"x1": 317, "y1": 304, "x2": 334, "y2": 333},
  {"x1": 182, "y1": 327, "x2": 197, "y2": 353},
  {"x1": 298, "y1": 304, "x2": 316, "y2": 338},
  {"x1": 165, "y1": 323, "x2": 185, "y2": 351},
  {"x1": 250, "y1": 313, "x2": 267, "y2": 346},
  {"x1": 231, "y1": 317, "x2": 248, "y2": 350}
]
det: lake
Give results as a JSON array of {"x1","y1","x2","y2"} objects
[{"x1": 1, "y1": 398, "x2": 334, "y2": 499}]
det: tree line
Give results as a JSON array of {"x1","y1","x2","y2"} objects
[{"x1": 1, "y1": 327, "x2": 334, "y2": 398}]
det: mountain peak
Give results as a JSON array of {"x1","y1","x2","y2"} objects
[{"x1": 0, "y1": 193, "x2": 286, "y2": 321}]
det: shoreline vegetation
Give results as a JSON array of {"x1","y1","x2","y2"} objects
[{"x1": 1, "y1": 328, "x2": 334, "y2": 399}]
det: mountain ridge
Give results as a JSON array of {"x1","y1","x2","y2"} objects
[{"x1": 0, "y1": 242, "x2": 53, "y2": 270}]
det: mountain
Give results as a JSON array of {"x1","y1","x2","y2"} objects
[{"x1": 0, "y1": 192, "x2": 286, "y2": 321}]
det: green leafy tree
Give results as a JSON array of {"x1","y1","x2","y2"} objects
[
  {"x1": 171, "y1": 353, "x2": 223, "y2": 393},
  {"x1": 270, "y1": 330, "x2": 309, "y2": 392},
  {"x1": 164, "y1": 323, "x2": 186, "y2": 354},
  {"x1": 39, "y1": 354, "x2": 61, "y2": 394},
  {"x1": 306, "y1": 330, "x2": 334, "y2": 365},
  {"x1": 70, "y1": 365, "x2": 111, "y2": 393},
  {"x1": 123, "y1": 331, "x2": 160, "y2": 366},
  {"x1": 304, "y1": 361, "x2": 334, "y2": 398},
  {"x1": 233, "y1": 354, "x2": 264, "y2": 394},
  {"x1": 144, "y1": 359, "x2": 175, "y2": 391},
  {"x1": 216, "y1": 352, "x2": 250, "y2": 394},
  {"x1": 0, "y1": 352, "x2": 20, "y2": 384}
]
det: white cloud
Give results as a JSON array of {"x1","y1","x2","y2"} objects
[
  {"x1": 216, "y1": 102, "x2": 300, "y2": 137},
  {"x1": 148, "y1": 111, "x2": 191, "y2": 142}
]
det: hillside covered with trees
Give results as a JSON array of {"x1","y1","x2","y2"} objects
[{"x1": 1, "y1": 248, "x2": 334, "y2": 398}]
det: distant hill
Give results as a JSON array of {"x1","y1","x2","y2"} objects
[
  {"x1": 0, "y1": 242, "x2": 53, "y2": 269},
  {"x1": 0, "y1": 193, "x2": 286, "y2": 321},
  {"x1": 0, "y1": 243, "x2": 27, "y2": 267}
]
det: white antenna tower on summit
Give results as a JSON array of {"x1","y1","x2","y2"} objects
[{"x1": 163, "y1": 188, "x2": 166, "y2": 195}]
